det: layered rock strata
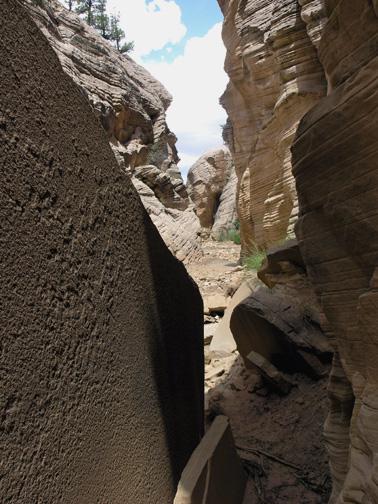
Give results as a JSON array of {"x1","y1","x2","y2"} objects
[
  {"x1": 187, "y1": 147, "x2": 237, "y2": 239},
  {"x1": 25, "y1": 0, "x2": 201, "y2": 263},
  {"x1": 0, "y1": 2, "x2": 203, "y2": 502},
  {"x1": 218, "y1": 0, "x2": 327, "y2": 257},
  {"x1": 292, "y1": 2, "x2": 378, "y2": 502}
]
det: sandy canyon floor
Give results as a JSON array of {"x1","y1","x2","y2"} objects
[{"x1": 188, "y1": 240, "x2": 332, "y2": 504}]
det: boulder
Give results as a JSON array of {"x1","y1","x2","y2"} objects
[
  {"x1": 0, "y1": 2, "x2": 203, "y2": 502},
  {"x1": 230, "y1": 286, "x2": 331, "y2": 379},
  {"x1": 209, "y1": 280, "x2": 257, "y2": 357},
  {"x1": 203, "y1": 293, "x2": 228, "y2": 315},
  {"x1": 187, "y1": 147, "x2": 237, "y2": 236}
]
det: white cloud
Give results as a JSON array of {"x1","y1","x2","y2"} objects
[
  {"x1": 178, "y1": 153, "x2": 199, "y2": 180},
  {"x1": 107, "y1": 0, "x2": 187, "y2": 58},
  {"x1": 144, "y1": 23, "x2": 228, "y2": 175}
]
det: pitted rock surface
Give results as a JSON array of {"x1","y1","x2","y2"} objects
[{"x1": 0, "y1": 1, "x2": 204, "y2": 502}]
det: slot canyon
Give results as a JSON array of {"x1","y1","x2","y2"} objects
[{"x1": 1, "y1": 0, "x2": 378, "y2": 503}]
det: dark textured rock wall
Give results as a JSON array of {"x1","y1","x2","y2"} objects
[{"x1": 0, "y1": 2, "x2": 203, "y2": 502}]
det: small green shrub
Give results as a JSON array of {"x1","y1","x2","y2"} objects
[
  {"x1": 244, "y1": 249, "x2": 266, "y2": 271},
  {"x1": 217, "y1": 221, "x2": 241, "y2": 245},
  {"x1": 227, "y1": 228, "x2": 241, "y2": 245}
]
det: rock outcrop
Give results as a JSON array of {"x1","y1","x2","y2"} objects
[
  {"x1": 0, "y1": 1, "x2": 204, "y2": 502},
  {"x1": 218, "y1": 0, "x2": 327, "y2": 257},
  {"x1": 231, "y1": 241, "x2": 332, "y2": 384},
  {"x1": 187, "y1": 147, "x2": 237, "y2": 239},
  {"x1": 24, "y1": 0, "x2": 201, "y2": 263},
  {"x1": 292, "y1": 2, "x2": 378, "y2": 502}
]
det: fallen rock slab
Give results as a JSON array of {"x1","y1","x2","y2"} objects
[
  {"x1": 230, "y1": 286, "x2": 332, "y2": 378},
  {"x1": 204, "y1": 324, "x2": 218, "y2": 345},
  {"x1": 174, "y1": 416, "x2": 247, "y2": 504},
  {"x1": 209, "y1": 279, "x2": 258, "y2": 357},
  {"x1": 203, "y1": 293, "x2": 228, "y2": 315}
]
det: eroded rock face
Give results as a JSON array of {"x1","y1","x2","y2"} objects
[
  {"x1": 25, "y1": 0, "x2": 201, "y2": 263},
  {"x1": 0, "y1": 2, "x2": 203, "y2": 502},
  {"x1": 292, "y1": 2, "x2": 378, "y2": 502},
  {"x1": 187, "y1": 147, "x2": 237, "y2": 238},
  {"x1": 218, "y1": 0, "x2": 327, "y2": 256}
]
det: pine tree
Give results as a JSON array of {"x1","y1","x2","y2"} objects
[
  {"x1": 65, "y1": 0, "x2": 74, "y2": 10},
  {"x1": 94, "y1": 0, "x2": 110, "y2": 39},
  {"x1": 109, "y1": 14, "x2": 123, "y2": 50},
  {"x1": 120, "y1": 40, "x2": 135, "y2": 54},
  {"x1": 109, "y1": 14, "x2": 134, "y2": 53},
  {"x1": 76, "y1": 0, "x2": 94, "y2": 26}
]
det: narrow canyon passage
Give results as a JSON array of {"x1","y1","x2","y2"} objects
[
  {"x1": 1, "y1": 1, "x2": 378, "y2": 504},
  {"x1": 185, "y1": 240, "x2": 332, "y2": 503}
]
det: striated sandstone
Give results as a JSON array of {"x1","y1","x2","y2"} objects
[
  {"x1": 187, "y1": 147, "x2": 237, "y2": 238},
  {"x1": 25, "y1": 0, "x2": 201, "y2": 263},
  {"x1": 0, "y1": 1, "x2": 204, "y2": 502},
  {"x1": 218, "y1": 0, "x2": 327, "y2": 257},
  {"x1": 292, "y1": 1, "x2": 378, "y2": 502},
  {"x1": 212, "y1": 167, "x2": 238, "y2": 240}
]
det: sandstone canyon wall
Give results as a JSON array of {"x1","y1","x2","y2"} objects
[
  {"x1": 292, "y1": 2, "x2": 378, "y2": 503},
  {"x1": 218, "y1": 0, "x2": 327, "y2": 257},
  {"x1": 220, "y1": 0, "x2": 378, "y2": 502},
  {"x1": 24, "y1": 0, "x2": 201, "y2": 263},
  {"x1": 0, "y1": 2, "x2": 203, "y2": 502},
  {"x1": 187, "y1": 147, "x2": 238, "y2": 239}
]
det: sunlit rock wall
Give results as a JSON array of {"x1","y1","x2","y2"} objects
[
  {"x1": 218, "y1": 0, "x2": 327, "y2": 257},
  {"x1": 292, "y1": 1, "x2": 378, "y2": 502},
  {"x1": 187, "y1": 147, "x2": 237, "y2": 238},
  {"x1": 24, "y1": 0, "x2": 201, "y2": 263},
  {"x1": 0, "y1": 2, "x2": 204, "y2": 502}
]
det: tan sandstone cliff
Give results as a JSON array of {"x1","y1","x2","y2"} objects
[
  {"x1": 220, "y1": 0, "x2": 378, "y2": 502},
  {"x1": 0, "y1": 1, "x2": 203, "y2": 502},
  {"x1": 187, "y1": 147, "x2": 238, "y2": 239},
  {"x1": 218, "y1": 0, "x2": 327, "y2": 257},
  {"x1": 24, "y1": 0, "x2": 201, "y2": 263},
  {"x1": 292, "y1": 2, "x2": 378, "y2": 503}
]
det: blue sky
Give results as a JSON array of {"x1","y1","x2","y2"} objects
[
  {"x1": 180, "y1": 0, "x2": 223, "y2": 36},
  {"x1": 106, "y1": 0, "x2": 228, "y2": 178},
  {"x1": 143, "y1": 0, "x2": 224, "y2": 63}
]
